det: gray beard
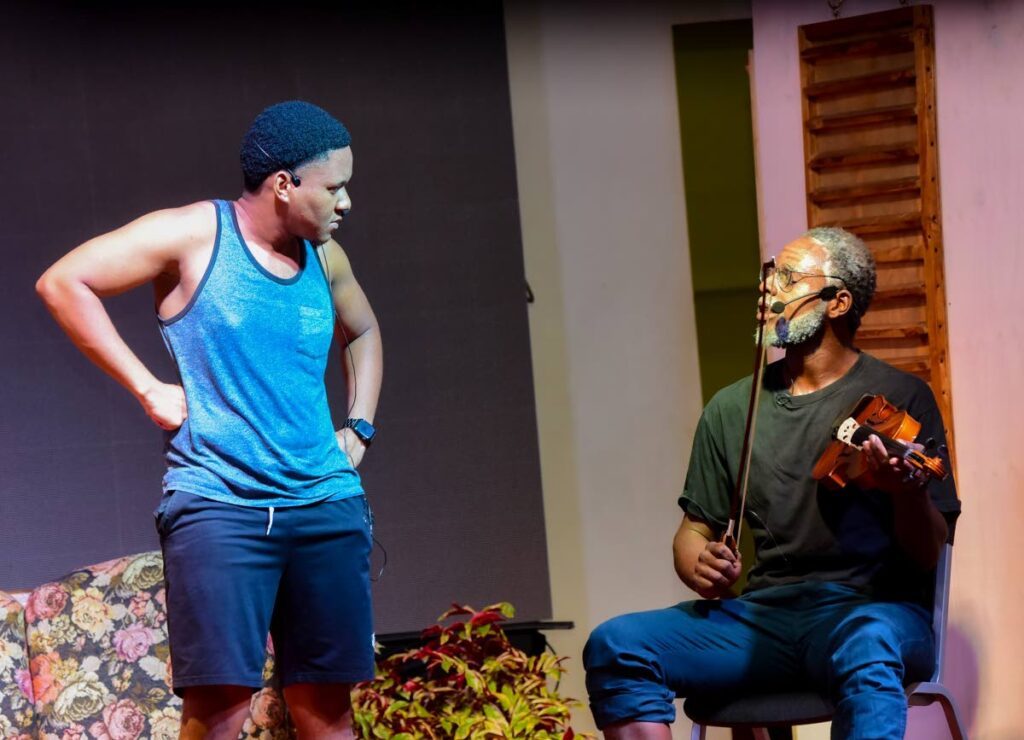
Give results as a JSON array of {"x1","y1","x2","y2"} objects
[{"x1": 761, "y1": 303, "x2": 827, "y2": 348}]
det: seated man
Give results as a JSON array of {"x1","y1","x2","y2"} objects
[{"x1": 584, "y1": 227, "x2": 960, "y2": 740}]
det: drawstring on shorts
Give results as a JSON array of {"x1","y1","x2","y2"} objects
[{"x1": 266, "y1": 506, "x2": 275, "y2": 535}]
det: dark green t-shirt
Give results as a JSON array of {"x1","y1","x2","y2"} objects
[{"x1": 679, "y1": 352, "x2": 961, "y2": 604}]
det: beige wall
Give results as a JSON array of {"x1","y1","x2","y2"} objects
[
  {"x1": 504, "y1": 2, "x2": 750, "y2": 736},
  {"x1": 749, "y1": 1, "x2": 1024, "y2": 737}
]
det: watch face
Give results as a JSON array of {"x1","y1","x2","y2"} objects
[{"x1": 351, "y1": 419, "x2": 376, "y2": 441}]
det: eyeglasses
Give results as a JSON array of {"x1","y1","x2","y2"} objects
[{"x1": 768, "y1": 264, "x2": 848, "y2": 293}]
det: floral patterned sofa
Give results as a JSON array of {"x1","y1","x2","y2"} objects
[{"x1": 0, "y1": 552, "x2": 294, "y2": 740}]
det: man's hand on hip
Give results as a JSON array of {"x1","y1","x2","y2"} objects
[
  {"x1": 336, "y1": 427, "x2": 367, "y2": 468},
  {"x1": 139, "y1": 382, "x2": 187, "y2": 430}
]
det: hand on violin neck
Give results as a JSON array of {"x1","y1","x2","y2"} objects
[{"x1": 861, "y1": 433, "x2": 929, "y2": 496}]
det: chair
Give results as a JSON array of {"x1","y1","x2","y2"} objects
[{"x1": 684, "y1": 543, "x2": 967, "y2": 740}]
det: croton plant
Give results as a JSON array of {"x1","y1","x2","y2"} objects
[{"x1": 352, "y1": 602, "x2": 592, "y2": 739}]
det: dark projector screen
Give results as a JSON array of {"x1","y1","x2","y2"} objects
[{"x1": 0, "y1": 2, "x2": 551, "y2": 634}]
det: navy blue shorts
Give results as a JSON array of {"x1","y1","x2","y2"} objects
[{"x1": 156, "y1": 491, "x2": 375, "y2": 695}]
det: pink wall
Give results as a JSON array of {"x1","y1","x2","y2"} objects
[{"x1": 751, "y1": 1, "x2": 1024, "y2": 736}]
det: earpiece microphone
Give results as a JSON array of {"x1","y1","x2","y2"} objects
[
  {"x1": 770, "y1": 285, "x2": 839, "y2": 314},
  {"x1": 255, "y1": 140, "x2": 301, "y2": 187}
]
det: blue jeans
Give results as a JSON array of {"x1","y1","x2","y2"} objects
[{"x1": 583, "y1": 582, "x2": 933, "y2": 739}]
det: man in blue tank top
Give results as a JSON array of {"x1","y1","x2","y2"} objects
[{"x1": 37, "y1": 101, "x2": 382, "y2": 739}]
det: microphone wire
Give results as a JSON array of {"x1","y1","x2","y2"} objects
[{"x1": 320, "y1": 242, "x2": 388, "y2": 582}]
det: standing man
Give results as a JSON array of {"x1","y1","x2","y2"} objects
[
  {"x1": 583, "y1": 227, "x2": 960, "y2": 739},
  {"x1": 36, "y1": 101, "x2": 381, "y2": 739}
]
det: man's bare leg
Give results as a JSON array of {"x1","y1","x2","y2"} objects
[
  {"x1": 179, "y1": 685, "x2": 254, "y2": 740},
  {"x1": 283, "y1": 682, "x2": 355, "y2": 740},
  {"x1": 603, "y1": 720, "x2": 674, "y2": 739}
]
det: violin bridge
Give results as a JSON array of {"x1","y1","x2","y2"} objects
[{"x1": 835, "y1": 418, "x2": 860, "y2": 447}]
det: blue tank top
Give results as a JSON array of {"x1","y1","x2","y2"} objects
[{"x1": 158, "y1": 200, "x2": 362, "y2": 507}]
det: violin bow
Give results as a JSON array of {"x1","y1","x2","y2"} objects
[{"x1": 722, "y1": 257, "x2": 775, "y2": 553}]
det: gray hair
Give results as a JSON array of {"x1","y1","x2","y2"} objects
[{"x1": 804, "y1": 226, "x2": 876, "y2": 333}]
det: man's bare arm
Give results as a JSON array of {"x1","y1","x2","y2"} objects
[
  {"x1": 35, "y1": 203, "x2": 215, "y2": 429},
  {"x1": 673, "y1": 514, "x2": 742, "y2": 599},
  {"x1": 319, "y1": 240, "x2": 383, "y2": 467}
]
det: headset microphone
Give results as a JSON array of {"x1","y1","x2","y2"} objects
[
  {"x1": 770, "y1": 285, "x2": 839, "y2": 314},
  {"x1": 255, "y1": 140, "x2": 301, "y2": 187}
]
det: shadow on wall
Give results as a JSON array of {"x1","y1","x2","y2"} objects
[{"x1": 906, "y1": 622, "x2": 979, "y2": 739}]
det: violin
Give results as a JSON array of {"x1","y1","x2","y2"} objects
[{"x1": 812, "y1": 394, "x2": 949, "y2": 490}]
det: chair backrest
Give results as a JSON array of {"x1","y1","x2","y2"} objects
[{"x1": 928, "y1": 542, "x2": 954, "y2": 684}]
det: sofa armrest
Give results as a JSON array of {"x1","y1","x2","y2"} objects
[{"x1": 0, "y1": 591, "x2": 35, "y2": 738}]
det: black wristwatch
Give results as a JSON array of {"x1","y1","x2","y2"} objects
[{"x1": 344, "y1": 418, "x2": 376, "y2": 446}]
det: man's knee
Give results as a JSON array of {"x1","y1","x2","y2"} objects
[
  {"x1": 180, "y1": 685, "x2": 255, "y2": 740},
  {"x1": 283, "y1": 682, "x2": 354, "y2": 735},
  {"x1": 584, "y1": 615, "x2": 643, "y2": 672},
  {"x1": 584, "y1": 616, "x2": 680, "y2": 729},
  {"x1": 182, "y1": 684, "x2": 255, "y2": 711}
]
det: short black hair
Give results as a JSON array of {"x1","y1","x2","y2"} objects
[{"x1": 240, "y1": 100, "x2": 352, "y2": 192}]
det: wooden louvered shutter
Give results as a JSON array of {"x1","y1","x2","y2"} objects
[{"x1": 799, "y1": 5, "x2": 954, "y2": 448}]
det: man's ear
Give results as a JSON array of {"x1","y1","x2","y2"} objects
[
  {"x1": 272, "y1": 171, "x2": 293, "y2": 203},
  {"x1": 827, "y1": 288, "x2": 855, "y2": 320}
]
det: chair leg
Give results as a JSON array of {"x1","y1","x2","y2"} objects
[
  {"x1": 908, "y1": 683, "x2": 967, "y2": 740},
  {"x1": 729, "y1": 729, "x2": 773, "y2": 740},
  {"x1": 690, "y1": 722, "x2": 706, "y2": 740},
  {"x1": 936, "y1": 694, "x2": 967, "y2": 740}
]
